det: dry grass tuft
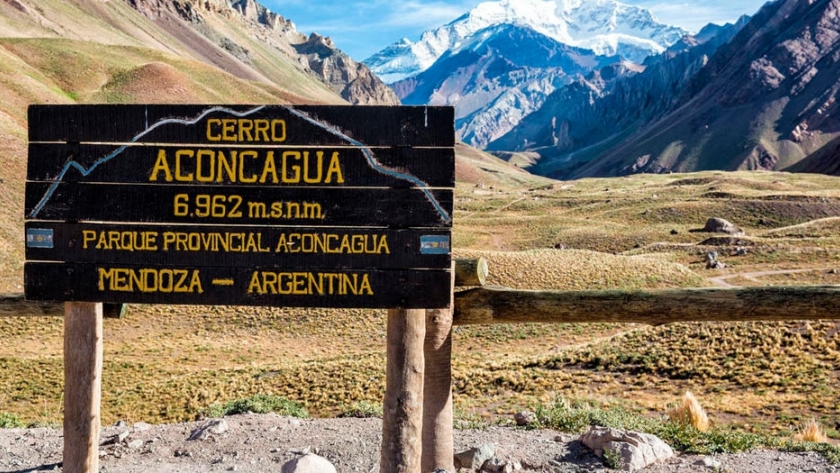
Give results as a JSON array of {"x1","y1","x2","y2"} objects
[
  {"x1": 667, "y1": 391, "x2": 710, "y2": 432},
  {"x1": 794, "y1": 419, "x2": 829, "y2": 443}
]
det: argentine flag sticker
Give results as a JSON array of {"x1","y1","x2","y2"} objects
[{"x1": 26, "y1": 228, "x2": 54, "y2": 249}]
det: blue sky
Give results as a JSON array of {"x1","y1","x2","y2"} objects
[{"x1": 262, "y1": 0, "x2": 770, "y2": 61}]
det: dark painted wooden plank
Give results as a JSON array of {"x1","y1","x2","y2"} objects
[
  {"x1": 25, "y1": 184, "x2": 453, "y2": 227},
  {"x1": 24, "y1": 263, "x2": 452, "y2": 308},
  {"x1": 28, "y1": 105, "x2": 455, "y2": 147},
  {"x1": 27, "y1": 143, "x2": 455, "y2": 188},
  {"x1": 25, "y1": 223, "x2": 451, "y2": 269}
]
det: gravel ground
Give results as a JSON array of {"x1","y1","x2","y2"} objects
[{"x1": 1, "y1": 413, "x2": 838, "y2": 473}]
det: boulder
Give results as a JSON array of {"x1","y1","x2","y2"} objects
[
  {"x1": 513, "y1": 410, "x2": 537, "y2": 426},
  {"x1": 187, "y1": 419, "x2": 228, "y2": 441},
  {"x1": 704, "y1": 251, "x2": 726, "y2": 269},
  {"x1": 580, "y1": 426, "x2": 674, "y2": 471},
  {"x1": 281, "y1": 453, "x2": 337, "y2": 473},
  {"x1": 701, "y1": 218, "x2": 744, "y2": 235},
  {"x1": 454, "y1": 444, "x2": 495, "y2": 471}
]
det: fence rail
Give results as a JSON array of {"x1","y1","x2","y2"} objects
[
  {"x1": 453, "y1": 285, "x2": 840, "y2": 326},
  {"x1": 0, "y1": 294, "x2": 125, "y2": 318}
]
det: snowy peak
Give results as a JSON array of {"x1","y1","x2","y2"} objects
[{"x1": 364, "y1": 0, "x2": 687, "y2": 82}]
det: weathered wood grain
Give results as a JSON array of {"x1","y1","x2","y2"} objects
[
  {"x1": 453, "y1": 285, "x2": 840, "y2": 326},
  {"x1": 63, "y1": 302, "x2": 102, "y2": 473},
  {"x1": 381, "y1": 308, "x2": 425, "y2": 473}
]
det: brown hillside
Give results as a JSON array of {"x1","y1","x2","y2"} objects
[{"x1": 95, "y1": 61, "x2": 204, "y2": 103}]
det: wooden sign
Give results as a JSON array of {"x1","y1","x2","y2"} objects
[{"x1": 25, "y1": 105, "x2": 454, "y2": 308}]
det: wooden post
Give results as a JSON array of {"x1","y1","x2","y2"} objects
[
  {"x1": 454, "y1": 258, "x2": 488, "y2": 286},
  {"x1": 64, "y1": 302, "x2": 103, "y2": 473},
  {"x1": 422, "y1": 264, "x2": 456, "y2": 472},
  {"x1": 381, "y1": 308, "x2": 426, "y2": 473}
]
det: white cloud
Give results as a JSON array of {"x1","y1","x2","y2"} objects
[{"x1": 381, "y1": 0, "x2": 473, "y2": 28}]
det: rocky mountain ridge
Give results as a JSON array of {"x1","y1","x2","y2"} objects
[
  {"x1": 392, "y1": 23, "x2": 618, "y2": 148},
  {"x1": 486, "y1": 0, "x2": 840, "y2": 179},
  {"x1": 126, "y1": 0, "x2": 399, "y2": 105},
  {"x1": 486, "y1": 16, "x2": 749, "y2": 178},
  {"x1": 572, "y1": 0, "x2": 840, "y2": 178}
]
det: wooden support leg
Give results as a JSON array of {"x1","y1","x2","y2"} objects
[
  {"x1": 63, "y1": 302, "x2": 103, "y2": 473},
  {"x1": 422, "y1": 266, "x2": 455, "y2": 472},
  {"x1": 381, "y1": 308, "x2": 426, "y2": 473}
]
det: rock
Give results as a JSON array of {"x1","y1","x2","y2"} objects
[
  {"x1": 481, "y1": 458, "x2": 503, "y2": 472},
  {"x1": 127, "y1": 439, "x2": 144, "y2": 449},
  {"x1": 133, "y1": 422, "x2": 153, "y2": 432},
  {"x1": 701, "y1": 218, "x2": 744, "y2": 235},
  {"x1": 695, "y1": 456, "x2": 722, "y2": 469},
  {"x1": 188, "y1": 419, "x2": 229, "y2": 441},
  {"x1": 454, "y1": 444, "x2": 496, "y2": 470},
  {"x1": 480, "y1": 457, "x2": 522, "y2": 472},
  {"x1": 113, "y1": 420, "x2": 127, "y2": 428},
  {"x1": 705, "y1": 251, "x2": 726, "y2": 269},
  {"x1": 101, "y1": 430, "x2": 129, "y2": 445},
  {"x1": 580, "y1": 426, "x2": 674, "y2": 471},
  {"x1": 706, "y1": 260, "x2": 726, "y2": 269},
  {"x1": 489, "y1": 458, "x2": 517, "y2": 472},
  {"x1": 513, "y1": 410, "x2": 537, "y2": 426},
  {"x1": 281, "y1": 453, "x2": 337, "y2": 473}
]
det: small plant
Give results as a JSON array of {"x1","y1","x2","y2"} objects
[
  {"x1": 0, "y1": 412, "x2": 25, "y2": 428},
  {"x1": 201, "y1": 394, "x2": 308, "y2": 419},
  {"x1": 339, "y1": 400, "x2": 383, "y2": 418},
  {"x1": 533, "y1": 397, "x2": 657, "y2": 433},
  {"x1": 783, "y1": 439, "x2": 840, "y2": 463},
  {"x1": 667, "y1": 391, "x2": 710, "y2": 432},
  {"x1": 603, "y1": 447, "x2": 621, "y2": 469},
  {"x1": 454, "y1": 409, "x2": 490, "y2": 430},
  {"x1": 794, "y1": 419, "x2": 829, "y2": 443}
]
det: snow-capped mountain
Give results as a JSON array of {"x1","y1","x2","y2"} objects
[
  {"x1": 392, "y1": 23, "x2": 616, "y2": 148},
  {"x1": 364, "y1": 0, "x2": 688, "y2": 83}
]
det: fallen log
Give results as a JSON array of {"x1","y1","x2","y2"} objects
[{"x1": 453, "y1": 285, "x2": 840, "y2": 326}]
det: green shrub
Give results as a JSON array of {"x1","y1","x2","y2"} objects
[
  {"x1": 534, "y1": 397, "x2": 764, "y2": 455},
  {"x1": 0, "y1": 412, "x2": 25, "y2": 428},
  {"x1": 338, "y1": 400, "x2": 382, "y2": 418},
  {"x1": 202, "y1": 394, "x2": 308, "y2": 419},
  {"x1": 533, "y1": 396, "x2": 840, "y2": 463}
]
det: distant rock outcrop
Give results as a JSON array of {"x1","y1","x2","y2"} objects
[
  {"x1": 295, "y1": 33, "x2": 400, "y2": 105},
  {"x1": 126, "y1": 0, "x2": 398, "y2": 105}
]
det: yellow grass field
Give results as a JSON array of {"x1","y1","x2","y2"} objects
[{"x1": 2, "y1": 169, "x2": 840, "y2": 446}]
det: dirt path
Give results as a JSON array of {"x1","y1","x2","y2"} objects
[{"x1": 707, "y1": 268, "x2": 824, "y2": 287}]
